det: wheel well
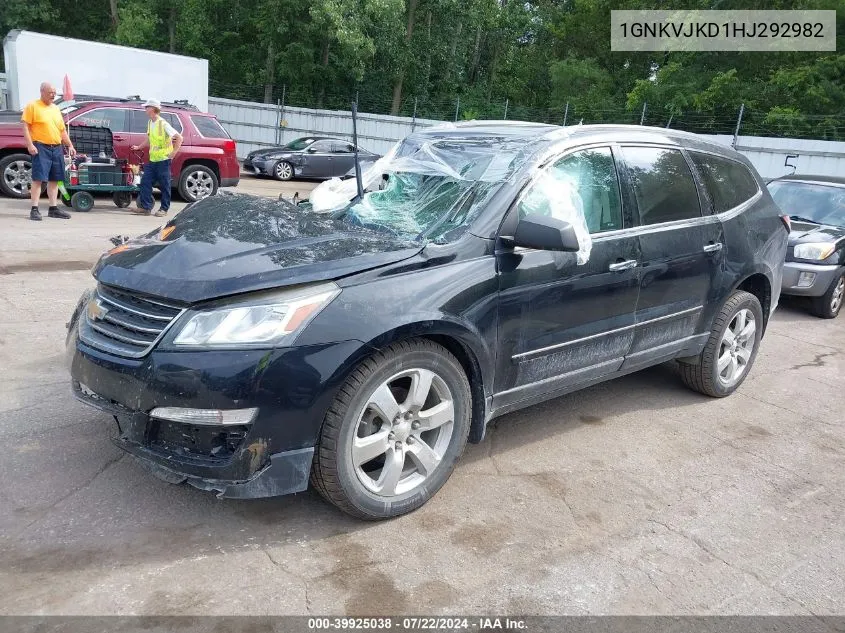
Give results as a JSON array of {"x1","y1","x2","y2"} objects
[
  {"x1": 423, "y1": 334, "x2": 488, "y2": 444},
  {"x1": 0, "y1": 148, "x2": 30, "y2": 161},
  {"x1": 181, "y1": 159, "x2": 219, "y2": 181},
  {"x1": 736, "y1": 273, "x2": 772, "y2": 332}
]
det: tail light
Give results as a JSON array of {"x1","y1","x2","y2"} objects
[
  {"x1": 780, "y1": 215, "x2": 791, "y2": 232},
  {"x1": 223, "y1": 139, "x2": 236, "y2": 153}
]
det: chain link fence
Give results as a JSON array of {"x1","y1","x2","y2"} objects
[{"x1": 209, "y1": 79, "x2": 845, "y2": 142}]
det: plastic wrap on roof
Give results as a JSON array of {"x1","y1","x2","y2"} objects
[
  {"x1": 310, "y1": 132, "x2": 534, "y2": 215},
  {"x1": 518, "y1": 172, "x2": 592, "y2": 265},
  {"x1": 307, "y1": 125, "x2": 593, "y2": 262}
]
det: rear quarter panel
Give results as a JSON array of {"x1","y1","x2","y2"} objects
[
  {"x1": 720, "y1": 187, "x2": 788, "y2": 318},
  {"x1": 177, "y1": 114, "x2": 240, "y2": 182}
]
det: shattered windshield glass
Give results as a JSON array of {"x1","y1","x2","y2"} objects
[{"x1": 306, "y1": 130, "x2": 537, "y2": 243}]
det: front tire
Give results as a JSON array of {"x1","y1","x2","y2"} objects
[
  {"x1": 0, "y1": 153, "x2": 33, "y2": 198},
  {"x1": 311, "y1": 340, "x2": 471, "y2": 520},
  {"x1": 273, "y1": 160, "x2": 294, "y2": 181},
  {"x1": 178, "y1": 165, "x2": 218, "y2": 202},
  {"x1": 810, "y1": 273, "x2": 844, "y2": 319},
  {"x1": 679, "y1": 290, "x2": 763, "y2": 397},
  {"x1": 70, "y1": 190, "x2": 95, "y2": 212}
]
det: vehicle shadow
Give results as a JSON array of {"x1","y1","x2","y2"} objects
[{"x1": 0, "y1": 319, "x2": 807, "y2": 582}]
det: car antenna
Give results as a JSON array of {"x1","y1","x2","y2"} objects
[{"x1": 351, "y1": 100, "x2": 365, "y2": 201}]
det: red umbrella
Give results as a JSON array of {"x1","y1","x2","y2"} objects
[{"x1": 62, "y1": 74, "x2": 73, "y2": 101}]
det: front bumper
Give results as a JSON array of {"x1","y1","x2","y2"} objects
[
  {"x1": 243, "y1": 158, "x2": 274, "y2": 176},
  {"x1": 780, "y1": 261, "x2": 844, "y2": 297},
  {"x1": 68, "y1": 323, "x2": 366, "y2": 498}
]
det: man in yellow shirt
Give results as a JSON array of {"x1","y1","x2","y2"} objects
[{"x1": 21, "y1": 82, "x2": 76, "y2": 221}]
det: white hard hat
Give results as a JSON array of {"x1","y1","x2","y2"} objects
[{"x1": 144, "y1": 98, "x2": 161, "y2": 109}]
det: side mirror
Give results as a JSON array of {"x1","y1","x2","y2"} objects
[
  {"x1": 306, "y1": 147, "x2": 318, "y2": 153},
  {"x1": 512, "y1": 214, "x2": 580, "y2": 252}
]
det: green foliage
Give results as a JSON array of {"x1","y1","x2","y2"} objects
[{"x1": 1, "y1": 0, "x2": 843, "y2": 138}]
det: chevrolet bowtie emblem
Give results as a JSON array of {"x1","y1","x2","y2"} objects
[{"x1": 87, "y1": 297, "x2": 109, "y2": 322}]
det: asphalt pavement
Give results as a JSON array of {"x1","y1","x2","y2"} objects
[{"x1": 0, "y1": 174, "x2": 842, "y2": 615}]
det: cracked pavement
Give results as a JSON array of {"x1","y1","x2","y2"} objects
[{"x1": 0, "y1": 185, "x2": 843, "y2": 616}]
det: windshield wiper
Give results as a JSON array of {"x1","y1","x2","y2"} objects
[{"x1": 789, "y1": 215, "x2": 820, "y2": 224}]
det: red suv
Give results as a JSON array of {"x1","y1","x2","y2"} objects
[{"x1": 0, "y1": 98, "x2": 239, "y2": 201}]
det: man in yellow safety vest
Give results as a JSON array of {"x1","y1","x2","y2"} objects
[{"x1": 131, "y1": 99, "x2": 183, "y2": 217}]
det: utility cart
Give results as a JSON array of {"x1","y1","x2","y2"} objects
[{"x1": 61, "y1": 125, "x2": 140, "y2": 212}]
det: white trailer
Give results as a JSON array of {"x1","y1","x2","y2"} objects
[{"x1": 2, "y1": 30, "x2": 208, "y2": 111}]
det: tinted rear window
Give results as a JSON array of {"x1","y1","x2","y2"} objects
[
  {"x1": 191, "y1": 115, "x2": 230, "y2": 139},
  {"x1": 690, "y1": 152, "x2": 759, "y2": 213},
  {"x1": 622, "y1": 146, "x2": 702, "y2": 225}
]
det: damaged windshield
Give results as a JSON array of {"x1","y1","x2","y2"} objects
[
  {"x1": 306, "y1": 131, "x2": 538, "y2": 243},
  {"x1": 344, "y1": 173, "x2": 501, "y2": 242}
]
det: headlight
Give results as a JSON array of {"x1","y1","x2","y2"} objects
[
  {"x1": 793, "y1": 243, "x2": 835, "y2": 261},
  {"x1": 172, "y1": 283, "x2": 339, "y2": 347}
]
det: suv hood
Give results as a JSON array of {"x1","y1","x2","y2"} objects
[
  {"x1": 788, "y1": 221, "x2": 845, "y2": 246},
  {"x1": 94, "y1": 193, "x2": 423, "y2": 303},
  {"x1": 250, "y1": 148, "x2": 294, "y2": 158}
]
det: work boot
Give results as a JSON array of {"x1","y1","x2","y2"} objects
[
  {"x1": 131, "y1": 206, "x2": 151, "y2": 215},
  {"x1": 48, "y1": 206, "x2": 71, "y2": 219},
  {"x1": 30, "y1": 207, "x2": 42, "y2": 221},
  {"x1": 153, "y1": 208, "x2": 168, "y2": 218}
]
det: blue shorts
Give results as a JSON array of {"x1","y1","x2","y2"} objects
[{"x1": 31, "y1": 142, "x2": 65, "y2": 182}]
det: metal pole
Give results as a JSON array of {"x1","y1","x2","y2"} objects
[
  {"x1": 732, "y1": 103, "x2": 745, "y2": 148},
  {"x1": 454, "y1": 97, "x2": 460, "y2": 122},
  {"x1": 503, "y1": 98, "x2": 509, "y2": 120},
  {"x1": 351, "y1": 101, "x2": 364, "y2": 200},
  {"x1": 279, "y1": 85, "x2": 286, "y2": 145},
  {"x1": 275, "y1": 98, "x2": 281, "y2": 146},
  {"x1": 640, "y1": 101, "x2": 647, "y2": 125},
  {"x1": 412, "y1": 98, "x2": 418, "y2": 132},
  {"x1": 563, "y1": 102, "x2": 569, "y2": 126},
  {"x1": 666, "y1": 112, "x2": 674, "y2": 128},
  {"x1": 355, "y1": 90, "x2": 359, "y2": 106}
]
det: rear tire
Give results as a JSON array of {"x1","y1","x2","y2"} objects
[
  {"x1": 113, "y1": 191, "x2": 132, "y2": 208},
  {"x1": 679, "y1": 290, "x2": 763, "y2": 397},
  {"x1": 810, "y1": 273, "x2": 844, "y2": 319},
  {"x1": 311, "y1": 339, "x2": 471, "y2": 520},
  {"x1": 178, "y1": 164, "x2": 218, "y2": 202}
]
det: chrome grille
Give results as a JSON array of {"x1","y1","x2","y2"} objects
[{"x1": 79, "y1": 284, "x2": 184, "y2": 358}]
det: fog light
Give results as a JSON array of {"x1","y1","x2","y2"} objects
[
  {"x1": 149, "y1": 407, "x2": 258, "y2": 426},
  {"x1": 797, "y1": 272, "x2": 816, "y2": 288}
]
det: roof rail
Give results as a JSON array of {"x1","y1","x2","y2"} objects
[{"x1": 54, "y1": 95, "x2": 200, "y2": 111}]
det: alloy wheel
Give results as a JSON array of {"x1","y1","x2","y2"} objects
[
  {"x1": 717, "y1": 308, "x2": 756, "y2": 387},
  {"x1": 3, "y1": 160, "x2": 32, "y2": 196},
  {"x1": 185, "y1": 170, "x2": 214, "y2": 200},
  {"x1": 275, "y1": 162, "x2": 292, "y2": 180},
  {"x1": 831, "y1": 277, "x2": 844, "y2": 314},
  {"x1": 352, "y1": 368, "x2": 455, "y2": 497}
]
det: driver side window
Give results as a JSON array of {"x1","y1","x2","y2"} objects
[{"x1": 518, "y1": 147, "x2": 623, "y2": 234}]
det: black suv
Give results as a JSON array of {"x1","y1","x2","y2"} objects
[{"x1": 67, "y1": 123, "x2": 788, "y2": 519}]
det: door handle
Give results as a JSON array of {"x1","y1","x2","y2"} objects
[
  {"x1": 703, "y1": 242, "x2": 723, "y2": 254},
  {"x1": 113, "y1": 135, "x2": 125, "y2": 140},
  {"x1": 609, "y1": 259, "x2": 638, "y2": 272}
]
